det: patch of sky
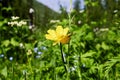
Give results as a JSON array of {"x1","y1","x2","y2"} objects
[
  {"x1": 37, "y1": 0, "x2": 85, "y2": 12},
  {"x1": 101, "y1": 0, "x2": 106, "y2": 9}
]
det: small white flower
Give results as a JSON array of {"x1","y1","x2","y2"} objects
[
  {"x1": 82, "y1": 64, "x2": 86, "y2": 68},
  {"x1": 36, "y1": 55, "x2": 40, "y2": 58},
  {"x1": 9, "y1": 57, "x2": 13, "y2": 61},
  {"x1": 22, "y1": 21, "x2": 27, "y2": 25},
  {"x1": 100, "y1": 28, "x2": 109, "y2": 31},
  {"x1": 29, "y1": 25, "x2": 33, "y2": 29},
  {"x1": 27, "y1": 50, "x2": 32, "y2": 55},
  {"x1": 38, "y1": 52, "x2": 42, "y2": 55},
  {"x1": 50, "y1": 20, "x2": 60, "y2": 23},
  {"x1": 23, "y1": 70, "x2": 27, "y2": 75},
  {"x1": 0, "y1": 54, "x2": 4, "y2": 58},
  {"x1": 71, "y1": 66, "x2": 77, "y2": 71},
  {"x1": 79, "y1": 10, "x2": 84, "y2": 13},
  {"x1": 8, "y1": 16, "x2": 27, "y2": 27},
  {"x1": 78, "y1": 20, "x2": 82, "y2": 24},
  {"x1": 13, "y1": 21, "x2": 18, "y2": 24},
  {"x1": 93, "y1": 27, "x2": 99, "y2": 32},
  {"x1": 19, "y1": 43, "x2": 24, "y2": 48},
  {"x1": 10, "y1": 22, "x2": 15, "y2": 26},
  {"x1": 29, "y1": 8, "x2": 34, "y2": 13},
  {"x1": 19, "y1": 21, "x2": 24, "y2": 24},
  {"x1": 17, "y1": 23, "x2": 22, "y2": 26},
  {"x1": 8, "y1": 22, "x2": 11, "y2": 25},
  {"x1": 11, "y1": 16, "x2": 19, "y2": 20},
  {"x1": 34, "y1": 47, "x2": 38, "y2": 53},
  {"x1": 114, "y1": 10, "x2": 118, "y2": 13}
]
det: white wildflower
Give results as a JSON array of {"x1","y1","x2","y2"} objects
[
  {"x1": 29, "y1": 25, "x2": 33, "y2": 29},
  {"x1": 29, "y1": 8, "x2": 34, "y2": 13},
  {"x1": 11, "y1": 16, "x2": 19, "y2": 20},
  {"x1": 27, "y1": 50, "x2": 32, "y2": 56},
  {"x1": 50, "y1": 20, "x2": 60, "y2": 23},
  {"x1": 78, "y1": 20, "x2": 82, "y2": 24},
  {"x1": 19, "y1": 43, "x2": 24, "y2": 48},
  {"x1": 8, "y1": 22, "x2": 11, "y2": 25},
  {"x1": 114, "y1": 10, "x2": 118, "y2": 13},
  {"x1": 79, "y1": 10, "x2": 84, "y2": 13},
  {"x1": 100, "y1": 28, "x2": 109, "y2": 31}
]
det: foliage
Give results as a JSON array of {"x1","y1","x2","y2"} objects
[{"x1": 0, "y1": 0, "x2": 120, "y2": 80}]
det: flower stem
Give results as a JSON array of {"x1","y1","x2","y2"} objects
[
  {"x1": 67, "y1": 43, "x2": 70, "y2": 79},
  {"x1": 78, "y1": 52, "x2": 82, "y2": 80},
  {"x1": 60, "y1": 43, "x2": 67, "y2": 72}
]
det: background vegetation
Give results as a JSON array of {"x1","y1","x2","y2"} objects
[{"x1": 0, "y1": 0, "x2": 120, "y2": 80}]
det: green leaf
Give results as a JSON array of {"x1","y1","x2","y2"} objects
[
  {"x1": 25, "y1": 43, "x2": 33, "y2": 50},
  {"x1": 85, "y1": 32, "x2": 94, "y2": 40},
  {"x1": 0, "y1": 66, "x2": 7, "y2": 78},
  {"x1": 82, "y1": 50, "x2": 96, "y2": 58},
  {"x1": 10, "y1": 38, "x2": 19, "y2": 46},
  {"x1": 117, "y1": 38, "x2": 120, "y2": 44},
  {"x1": 2, "y1": 40, "x2": 10, "y2": 47},
  {"x1": 95, "y1": 43, "x2": 101, "y2": 50},
  {"x1": 107, "y1": 30, "x2": 116, "y2": 41},
  {"x1": 101, "y1": 42, "x2": 109, "y2": 50},
  {"x1": 0, "y1": 22, "x2": 4, "y2": 27},
  {"x1": 0, "y1": 49, "x2": 2, "y2": 54}
]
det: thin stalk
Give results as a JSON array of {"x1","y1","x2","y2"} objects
[
  {"x1": 78, "y1": 52, "x2": 82, "y2": 80},
  {"x1": 24, "y1": 71, "x2": 27, "y2": 80},
  {"x1": 67, "y1": 43, "x2": 70, "y2": 79},
  {"x1": 60, "y1": 43, "x2": 67, "y2": 72},
  {"x1": 12, "y1": 63, "x2": 14, "y2": 80},
  {"x1": 33, "y1": 69, "x2": 36, "y2": 80},
  {"x1": 68, "y1": 0, "x2": 72, "y2": 28},
  {"x1": 60, "y1": 43, "x2": 69, "y2": 80},
  {"x1": 52, "y1": 50, "x2": 56, "y2": 80}
]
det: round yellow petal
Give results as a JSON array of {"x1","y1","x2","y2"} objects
[
  {"x1": 56, "y1": 26, "x2": 63, "y2": 36},
  {"x1": 63, "y1": 27, "x2": 69, "y2": 35}
]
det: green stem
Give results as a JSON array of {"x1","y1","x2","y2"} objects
[
  {"x1": 67, "y1": 43, "x2": 70, "y2": 79},
  {"x1": 12, "y1": 63, "x2": 14, "y2": 80},
  {"x1": 68, "y1": 0, "x2": 72, "y2": 28},
  {"x1": 78, "y1": 52, "x2": 82, "y2": 80},
  {"x1": 24, "y1": 71, "x2": 27, "y2": 80},
  {"x1": 60, "y1": 43, "x2": 70, "y2": 80},
  {"x1": 33, "y1": 69, "x2": 36, "y2": 80},
  {"x1": 60, "y1": 43, "x2": 67, "y2": 72}
]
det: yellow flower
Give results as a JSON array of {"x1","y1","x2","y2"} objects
[{"x1": 45, "y1": 26, "x2": 70, "y2": 45}]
